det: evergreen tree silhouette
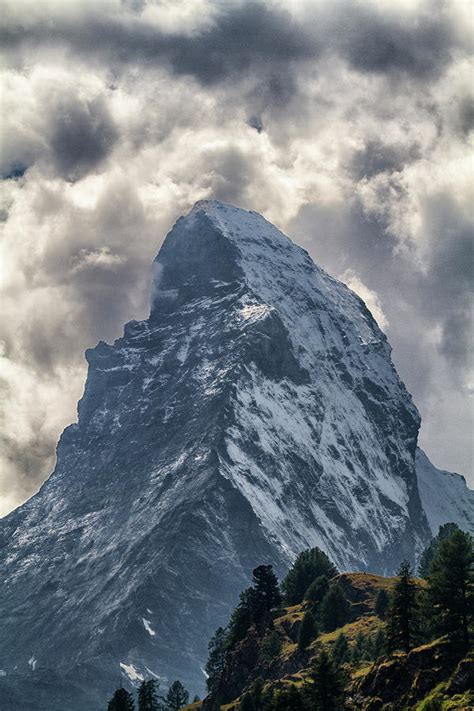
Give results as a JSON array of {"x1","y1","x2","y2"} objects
[
  {"x1": 374, "y1": 588, "x2": 389, "y2": 619},
  {"x1": 282, "y1": 548, "x2": 338, "y2": 605},
  {"x1": 137, "y1": 679, "x2": 161, "y2": 711},
  {"x1": 428, "y1": 529, "x2": 473, "y2": 652},
  {"x1": 418, "y1": 523, "x2": 459, "y2": 578},
  {"x1": 205, "y1": 626, "x2": 227, "y2": 691},
  {"x1": 387, "y1": 560, "x2": 419, "y2": 654},
  {"x1": 297, "y1": 610, "x2": 318, "y2": 650},
  {"x1": 320, "y1": 585, "x2": 350, "y2": 632},
  {"x1": 305, "y1": 650, "x2": 344, "y2": 710},
  {"x1": 252, "y1": 564, "x2": 281, "y2": 631},
  {"x1": 304, "y1": 575, "x2": 329, "y2": 605},
  {"x1": 332, "y1": 632, "x2": 349, "y2": 665},
  {"x1": 271, "y1": 685, "x2": 306, "y2": 710},
  {"x1": 165, "y1": 680, "x2": 189, "y2": 710},
  {"x1": 107, "y1": 687, "x2": 135, "y2": 711},
  {"x1": 226, "y1": 587, "x2": 257, "y2": 649}
]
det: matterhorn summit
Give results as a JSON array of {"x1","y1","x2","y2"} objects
[{"x1": 0, "y1": 201, "x2": 471, "y2": 710}]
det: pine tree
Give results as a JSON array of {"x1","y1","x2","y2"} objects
[
  {"x1": 281, "y1": 548, "x2": 338, "y2": 605},
  {"x1": 372, "y1": 628, "x2": 386, "y2": 659},
  {"x1": 353, "y1": 632, "x2": 367, "y2": 662},
  {"x1": 239, "y1": 692, "x2": 255, "y2": 711},
  {"x1": 271, "y1": 685, "x2": 306, "y2": 710},
  {"x1": 205, "y1": 626, "x2": 227, "y2": 691},
  {"x1": 419, "y1": 523, "x2": 460, "y2": 578},
  {"x1": 226, "y1": 587, "x2": 257, "y2": 649},
  {"x1": 165, "y1": 680, "x2": 189, "y2": 710},
  {"x1": 252, "y1": 564, "x2": 281, "y2": 631},
  {"x1": 320, "y1": 585, "x2": 350, "y2": 632},
  {"x1": 249, "y1": 678, "x2": 266, "y2": 709},
  {"x1": 364, "y1": 633, "x2": 376, "y2": 661},
  {"x1": 305, "y1": 650, "x2": 344, "y2": 710},
  {"x1": 386, "y1": 560, "x2": 419, "y2": 654},
  {"x1": 298, "y1": 610, "x2": 318, "y2": 650},
  {"x1": 260, "y1": 630, "x2": 282, "y2": 662},
  {"x1": 427, "y1": 529, "x2": 473, "y2": 652},
  {"x1": 137, "y1": 679, "x2": 161, "y2": 711},
  {"x1": 332, "y1": 632, "x2": 349, "y2": 665},
  {"x1": 374, "y1": 588, "x2": 389, "y2": 620},
  {"x1": 304, "y1": 575, "x2": 329, "y2": 605},
  {"x1": 108, "y1": 687, "x2": 135, "y2": 711}
]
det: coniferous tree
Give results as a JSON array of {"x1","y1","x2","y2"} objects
[
  {"x1": 320, "y1": 585, "x2": 351, "y2": 632},
  {"x1": 137, "y1": 679, "x2": 161, "y2": 711},
  {"x1": 332, "y1": 632, "x2": 349, "y2": 665},
  {"x1": 353, "y1": 632, "x2": 367, "y2": 662},
  {"x1": 239, "y1": 692, "x2": 255, "y2": 711},
  {"x1": 108, "y1": 687, "x2": 135, "y2": 711},
  {"x1": 165, "y1": 680, "x2": 189, "y2": 710},
  {"x1": 364, "y1": 634, "x2": 376, "y2": 661},
  {"x1": 260, "y1": 630, "x2": 282, "y2": 662},
  {"x1": 252, "y1": 564, "x2": 281, "y2": 631},
  {"x1": 305, "y1": 650, "x2": 344, "y2": 710},
  {"x1": 281, "y1": 548, "x2": 338, "y2": 605},
  {"x1": 304, "y1": 575, "x2": 330, "y2": 605},
  {"x1": 374, "y1": 588, "x2": 389, "y2": 620},
  {"x1": 205, "y1": 626, "x2": 227, "y2": 691},
  {"x1": 250, "y1": 678, "x2": 267, "y2": 709},
  {"x1": 427, "y1": 529, "x2": 473, "y2": 652},
  {"x1": 386, "y1": 560, "x2": 419, "y2": 654},
  {"x1": 226, "y1": 587, "x2": 257, "y2": 649},
  {"x1": 271, "y1": 685, "x2": 306, "y2": 710},
  {"x1": 298, "y1": 610, "x2": 318, "y2": 650},
  {"x1": 419, "y1": 523, "x2": 460, "y2": 578},
  {"x1": 227, "y1": 567, "x2": 281, "y2": 649},
  {"x1": 372, "y1": 628, "x2": 386, "y2": 659}
]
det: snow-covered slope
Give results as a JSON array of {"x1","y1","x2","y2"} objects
[
  {"x1": 0, "y1": 200, "x2": 453, "y2": 709},
  {"x1": 416, "y1": 448, "x2": 474, "y2": 535}
]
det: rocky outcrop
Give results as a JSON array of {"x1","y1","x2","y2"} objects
[{"x1": 351, "y1": 640, "x2": 467, "y2": 710}]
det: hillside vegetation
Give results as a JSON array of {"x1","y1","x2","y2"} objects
[
  {"x1": 192, "y1": 526, "x2": 473, "y2": 711},
  {"x1": 108, "y1": 525, "x2": 472, "y2": 710}
]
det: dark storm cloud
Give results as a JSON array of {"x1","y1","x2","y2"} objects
[
  {"x1": 419, "y1": 192, "x2": 474, "y2": 371},
  {"x1": 349, "y1": 139, "x2": 422, "y2": 181},
  {"x1": 1, "y1": 2, "x2": 317, "y2": 87},
  {"x1": 48, "y1": 95, "x2": 118, "y2": 181},
  {"x1": 333, "y1": 2, "x2": 457, "y2": 78},
  {"x1": 1, "y1": 0, "x2": 465, "y2": 91}
]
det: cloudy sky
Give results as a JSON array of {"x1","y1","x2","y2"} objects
[{"x1": 0, "y1": 0, "x2": 472, "y2": 516}]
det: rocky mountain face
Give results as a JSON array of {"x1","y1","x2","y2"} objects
[
  {"x1": 415, "y1": 448, "x2": 474, "y2": 535},
  {"x1": 0, "y1": 201, "x2": 469, "y2": 709}
]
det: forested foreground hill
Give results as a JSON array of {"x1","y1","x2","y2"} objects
[{"x1": 177, "y1": 527, "x2": 473, "y2": 711}]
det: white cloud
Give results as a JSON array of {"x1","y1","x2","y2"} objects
[{"x1": 340, "y1": 269, "x2": 389, "y2": 331}]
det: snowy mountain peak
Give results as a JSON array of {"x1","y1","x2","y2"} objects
[{"x1": 0, "y1": 202, "x2": 469, "y2": 710}]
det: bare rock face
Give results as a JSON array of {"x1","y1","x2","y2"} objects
[
  {"x1": 0, "y1": 200, "x2": 447, "y2": 709},
  {"x1": 351, "y1": 640, "x2": 468, "y2": 710},
  {"x1": 415, "y1": 448, "x2": 474, "y2": 535}
]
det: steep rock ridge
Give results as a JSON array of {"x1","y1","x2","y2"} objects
[
  {"x1": 0, "y1": 200, "x2": 439, "y2": 709},
  {"x1": 151, "y1": 201, "x2": 429, "y2": 571},
  {"x1": 416, "y1": 448, "x2": 474, "y2": 535}
]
